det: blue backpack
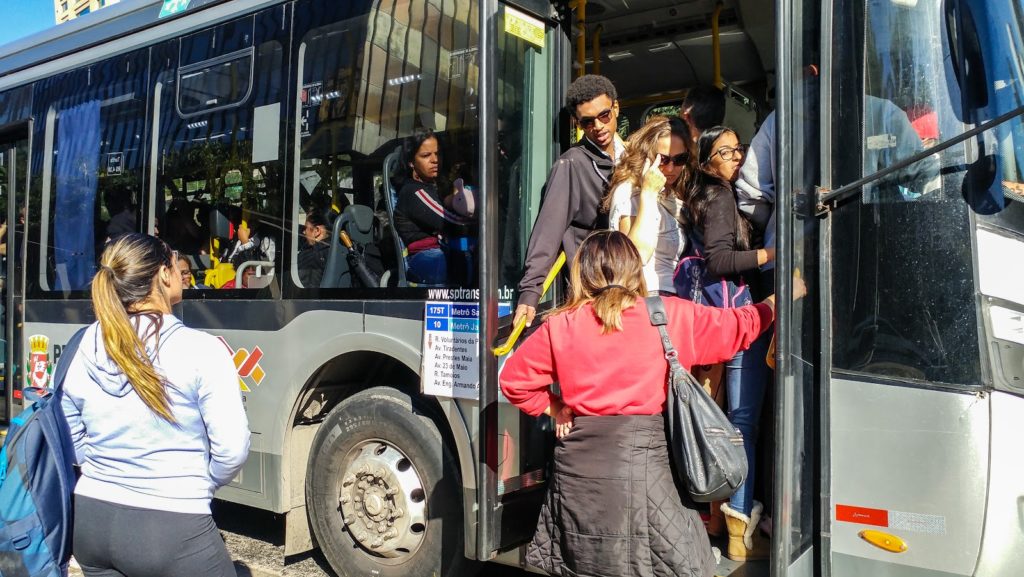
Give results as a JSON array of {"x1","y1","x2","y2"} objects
[
  {"x1": 0, "y1": 328, "x2": 84, "y2": 577},
  {"x1": 673, "y1": 230, "x2": 753, "y2": 309}
]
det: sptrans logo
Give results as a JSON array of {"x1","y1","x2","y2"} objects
[{"x1": 218, "y1": 337, "x2": 266, "y2": 392}]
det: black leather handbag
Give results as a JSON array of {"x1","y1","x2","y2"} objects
[{"x1": 645, "y1": 296, "x2": 747, "y2": 502}]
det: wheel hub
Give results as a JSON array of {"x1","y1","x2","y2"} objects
[{"x1": 339, "y1": 441, "x2": 427, "y2": 558}]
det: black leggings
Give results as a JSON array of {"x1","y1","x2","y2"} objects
[{"x1": 73, "y1": 495, "x2": 236, "y2": 577}]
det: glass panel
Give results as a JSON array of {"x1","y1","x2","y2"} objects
[
  {"x1": 779, "y1": 0, "x2": 820, "y2": 563},
  {"x1": 292, "y1": 0, "x2": 479, "y2": 292},
  {"x1": 495, "y1": 5, "x2": 555, "y2": 315},
  {"x1": 493, "y1": 5, "x2": 555, "y2": 535},
  {"x1": 32, "y1": 51, "x2": 148, "y2": 294},
  {"x1": 830, "y1": 0, "x2": 983, "y2": 386},
  {"x1": 177, "y1": 54, "x2": 254, "y2": 116},
  {"x1": 1, "y1": 139, "x2": 27, "y2": 422},
  {"x1": 158, "y1": 33, "x2": 284, "y2": 294}
]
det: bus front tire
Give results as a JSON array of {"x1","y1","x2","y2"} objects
[{"x1": 305, "y1": 387, "x2": 466, "y2": 577}]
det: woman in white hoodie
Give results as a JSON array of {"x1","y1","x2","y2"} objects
[{"x1": 61, "y1": 233, "x2": 250, "y2": 577}]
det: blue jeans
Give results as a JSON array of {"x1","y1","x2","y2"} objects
[
  {"x1": 408, "y1": 248, "x2": 447, "y2": 284},
  {"x1": 726, "y1": 327, "x2": 773, "y2": 516},
  {"x1": 407, "y1": 239, "x2": 476, "y2": 285}
]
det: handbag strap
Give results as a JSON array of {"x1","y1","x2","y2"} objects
[{"x1": 644, "y1": 296, "x2": 686, "y2": 374}]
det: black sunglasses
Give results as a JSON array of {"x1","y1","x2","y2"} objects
[
  {"x1": 578, "y1": 108, "x2": 614, "y2": 129},
  {"x1": 656, "y1": 152, "x2": 689, "y2": 166}
]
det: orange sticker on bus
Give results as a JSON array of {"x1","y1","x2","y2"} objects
[{"x1": 836, "y1": 504, "x2": 889, "y2": 527}]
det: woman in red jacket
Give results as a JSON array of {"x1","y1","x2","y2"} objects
[{"x1": 500, "y1": 230, "x2": 780, "y2": 577}]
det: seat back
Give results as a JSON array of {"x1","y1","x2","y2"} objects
[
  {"x1": 382, "y1": 146, "x2": 409, "y2": 286},
  {"x1": 322, "y1": 204, "x2": 378, "y2": 288}
]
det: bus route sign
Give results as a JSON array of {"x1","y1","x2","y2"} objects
[
  {"x1": 159, "y1": 0, "x2": 192, "y2": 18},
  {"x1": 422, "y1": 301, "x2": 479, "y2": 400}
]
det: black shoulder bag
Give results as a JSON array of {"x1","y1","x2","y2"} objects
[{"x1": 645, "y1": 296, "x2": 747, "y2": 502}]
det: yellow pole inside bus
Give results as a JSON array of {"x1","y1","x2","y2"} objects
[
  {"x1": 571, "y1": 0, "x2": 587, "y2": 78},
  {"x1": 712, "y1": 1, "x2": 723, "y2": 88}
]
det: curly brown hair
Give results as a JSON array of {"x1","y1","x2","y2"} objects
[{"x1": 601, "y1": 116, "x2": 694, "y2": 214}]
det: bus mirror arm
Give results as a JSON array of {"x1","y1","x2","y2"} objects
[
  {"x1": 492, "y1": 252, "x2": 567, "y2": 356},
  {"x1": 815, "y1": 103, "x2": 1024, "y2": 215}
]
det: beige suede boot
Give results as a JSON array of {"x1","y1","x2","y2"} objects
[{"x1": 721, "y1": 501, "x2": 771, "y2": 561}]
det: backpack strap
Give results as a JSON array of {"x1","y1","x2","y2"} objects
[{"x1": 50, "y1": 327, "x2": 88, "y2": 396}]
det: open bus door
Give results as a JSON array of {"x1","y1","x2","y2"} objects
[
  {"x1": 478, "y1": 0, "x2": 566, "y2": 562},
  {"x1": 810, "y1": 0, "x2": 1024, "y2": 575},
  {"x1": 772, "y1": 0, "x2": 821, "y2": 574},
  {"x1": 0, "y1": 124, "x2": 28, "y2": 425}
]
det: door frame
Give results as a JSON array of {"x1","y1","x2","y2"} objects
[{"x1": 0, "y1": 120, "x2": 31, "y2": 425}]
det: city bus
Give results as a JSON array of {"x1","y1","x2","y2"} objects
[{"x1": 0, "y1": 0, "x2": 1021, "y2": 576}]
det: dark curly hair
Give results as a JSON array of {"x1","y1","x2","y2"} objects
[{"x1": 566, "y1": 75, "x2": 617, "y2": 116}]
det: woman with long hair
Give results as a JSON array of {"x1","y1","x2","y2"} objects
[
  {"x1": 393, "y1": 128, "x2": 474, "y2": 284},
  {"x1": 61, "y1": 233, "x2": 250, "y2": 577},
  {"x1": 500, "y1": 231, "x2": 784, "y2": 577},
  {"x1": 605, "y1": 115, "x2": 694, "y2": 295},
  {"x1": 684, "y1": 125, "x2": 774, "y2": 561}
]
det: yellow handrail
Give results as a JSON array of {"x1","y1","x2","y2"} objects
[{"x1": 492, "y1": 252, "x2": 567, "y2": 356}]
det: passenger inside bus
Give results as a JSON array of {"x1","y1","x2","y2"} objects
[
  {"x1": 680, "y1": 85, "x2": 727, "y2": 142},
  {"x1": 606, "y1": 115, "x2": 692, "y2": 296},
  {"x1": 298, "y1": 210, "x2": 330, "y2": 287},
  {"x1": 103, "y1": 187, "x2": 137, "y2": 243},
  {"x1": 393, "y1": 129, "x2": 476, "y2": 286},
  {"x1": 176, "y1": 253, "x2": 194, "y2": 290},
  {"x1": 220, "y1": 212, "x2": 276, "y2": 284},
  {"x1": 681, "y1": 126, "x2": 774, "y2": 562},
  {"x1": 162, "y1": 196, "x2": 207, "y2": 260}
]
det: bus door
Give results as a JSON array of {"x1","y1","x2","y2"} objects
[
  {"x1": 817, "y1": 0, "x2": 1024, "y2": 575},
  {"x1": 772, "y1": 0, "x2": 822, "y2": 574},
  {"x1": 479, "y1": 0, "x2": 565, "y2": 560},
  {"x1": 0, "y1": 127, "x2": 28, "y2": 424}
]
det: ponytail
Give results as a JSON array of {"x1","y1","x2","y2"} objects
[
  {"x1": 589, "y1": 285, "x2": 638, "y2": 334},
  {"x1": 92, "y1": 235, "x2": 175, "y2": 423}
]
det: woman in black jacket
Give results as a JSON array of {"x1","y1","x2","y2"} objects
[
  {"x1": 393, "y1": 130, "x2": 474, "y2": 284},
  {"x1": 684, "y1": 126, "x2": 774, "y2": 561}
]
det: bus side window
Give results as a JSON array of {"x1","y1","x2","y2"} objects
[
  {"x1": 155, "y1": 12, "x2": 285, "y2": 294},
  {"x1": 31, "y1": 50, "x2": 148, "y2": 295},
  {"x1": 292, "y1": 0, "x2": 481, "y2": 292}
]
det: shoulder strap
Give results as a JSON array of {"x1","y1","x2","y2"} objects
[
  {"x1": 51, "y1": 327, "x2": 88, "y2": 395},
  {"x1": 645, "y1": 295, "x2": 668, "y2": 327},
  {"x1": 644, "y1": 296, "x2": 692, "y2": 378}
]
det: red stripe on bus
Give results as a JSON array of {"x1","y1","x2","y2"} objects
[
  {"x1": 237, "y1": 347, "x2": 264, "y2": 377},
  {"x1": 836, "y1": 504, "x2": 889, "y2": 527}
]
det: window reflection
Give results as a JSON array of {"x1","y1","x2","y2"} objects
[
  {"x1": 35, "y1": 51, "x2": 147, "y2": 293},
  {"x1": 292, "y1": 0, "x2": 480, "y2": 291},
  {"x1": 158, "y1": 29, "x2": 284, "y2": 293},
  {"x1": 495, "y1": 11, "x2": 553, "y2": 312}
]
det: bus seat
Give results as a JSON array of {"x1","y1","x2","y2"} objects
[{"x1": 321, "y1": 204, "x2": 380, "y2": 288}]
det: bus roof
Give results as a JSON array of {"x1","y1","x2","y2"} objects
[{"x1": 0, "y1": 0, "x2": 275, "y2": 92}]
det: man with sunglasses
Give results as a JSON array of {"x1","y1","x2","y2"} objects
[{"x1": 514, "y1": 74, "x2": 627, "y2": 328}]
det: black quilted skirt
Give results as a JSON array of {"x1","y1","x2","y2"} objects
[{"x1": 526, "y1": 414, "x2": 716, "y2": 577}]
